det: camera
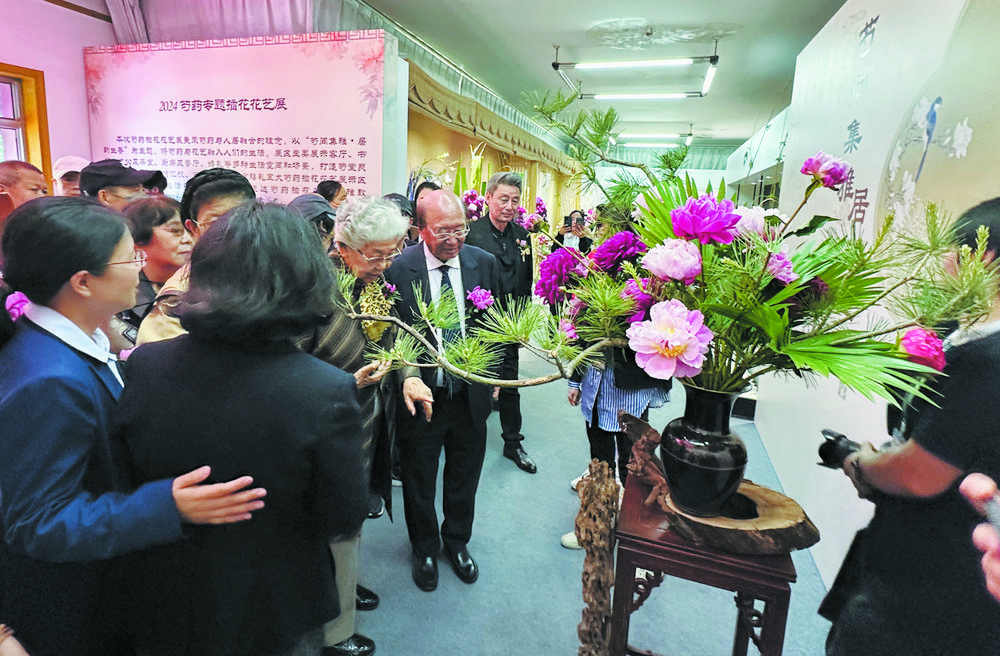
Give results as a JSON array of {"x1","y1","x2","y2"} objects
[{"x1": 818, "y1": 428, "x2": 861, "y2": 469}]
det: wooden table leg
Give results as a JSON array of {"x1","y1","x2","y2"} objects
[
  {"x1": 758, "y1": 588, "x2": 791, "y2": 655},
  {"x1": 609, "y1": 548, "x2": 637, "y2": 656}
]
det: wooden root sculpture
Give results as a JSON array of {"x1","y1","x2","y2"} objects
[{"x1": 575, "y1": 458, "x2": 619, "y2": 656}]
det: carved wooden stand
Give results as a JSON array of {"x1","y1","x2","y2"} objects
[
  {"x1": 609, "y1": 476, "x2": 798, "y2": 656},
  {"x1": 605, "y1": 413, "x2": 819, "y2": 655}
]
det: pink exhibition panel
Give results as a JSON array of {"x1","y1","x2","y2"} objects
[{"x1": 84, "y1": 31, "x2": 388, "y2": 202}]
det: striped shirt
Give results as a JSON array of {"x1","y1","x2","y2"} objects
[{"x1": 569, "y1": 365, "x2": 669, "y2": 432}]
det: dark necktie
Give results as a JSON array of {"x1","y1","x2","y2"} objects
[
  {"x1": 438, "y1": 265, "x2": 465, "y2": 394},
  {"x1": 439, "y1": 265, "x2": 462, "y2": 346}
]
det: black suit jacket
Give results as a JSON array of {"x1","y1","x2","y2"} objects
[
  {"x1": 115, "y1": 335, "x2": 369, "y2": 656},
  {"x1": 385, "y1": 243, "x2": 500, "y2": 422},
  {"x1": 465, "y1": 215, "x2": 532, "y2": 305}
]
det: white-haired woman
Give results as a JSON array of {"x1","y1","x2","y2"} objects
[{"x1": 299, "y1": 196, "x2": 433, "y2": 656}]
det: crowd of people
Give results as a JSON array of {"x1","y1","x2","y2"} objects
[{"x1": 4, "y1": 156, "x2": 1000, "y2": 656}]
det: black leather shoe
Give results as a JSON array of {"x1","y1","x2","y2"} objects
[
  {"x1": 503, "y1": 445, "x2": 537, "y2": 474},
  {"x1": 356, "y1": 584, "x2": 379, "y2": 611},
  {"x1": 322, "y1": 633, "x2": 375, "y2": 656},
  {"x1": 443, "y1": 545, "x2": 479, "y2": 584},
  {"x1": 411, "y1": 554, "x2": 438, "y2": 591}
]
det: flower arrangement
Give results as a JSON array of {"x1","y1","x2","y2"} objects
[
  {"x1": 462, "y1": 189, "x2": 486, "y2": 221},
  {"x1": 528, "y1": 152, "x2": 998, "y2": 401}
]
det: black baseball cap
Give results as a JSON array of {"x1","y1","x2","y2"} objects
[
  {"x1": 288, "y1": 193, "x2": 336, "y2": 234},
  {"x1": 383, "y1": 193, "x2": 414, "y2": 218},
  {"x1": 80, "y1": 159, "x2": 166, "y2": 197}
]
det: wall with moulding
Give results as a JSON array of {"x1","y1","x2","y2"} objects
[{"x1": 0, "y1": 0, "x2": 116, "y2": 168}]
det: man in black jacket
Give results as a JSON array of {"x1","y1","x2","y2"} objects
[{"x1": 464, "y1": 172, "x2": 537, "y2": 474}]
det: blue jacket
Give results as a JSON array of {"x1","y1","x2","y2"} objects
[{"x1": 0, "y1": 319, "x2": 182, "y2": 563}]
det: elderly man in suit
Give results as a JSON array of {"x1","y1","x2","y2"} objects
[{"x1": 385, "y1": 189, "x2": 500, "y2": 592}]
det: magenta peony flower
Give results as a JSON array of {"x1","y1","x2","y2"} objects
[
  {"x1": 5, "y1": 291, "x2": 29, "y2": 321},
  {"x1": 670, "y1": 195, "x2": 741, "y2": 245},
  {"x1": 642, "y1": 239, "x2": 702, "y2": 284},
  {"x1": 766, "y1": 250, "x2": 799, "y2": 283},
  {"x1": 625, "y1": 299, "x2": 714, "y2": 380},
  {"x1": 466, "y1": 286, "x2": 494, "y2": 310},
  {"x1": 800, "y1": 152, "x2": 850, "y2": 189},
  {"x1": 900, "y1": 327, "x2": 946, "y2": 372},
  {"x1": 535, "y1": 196, "x2": 548, "y2": 218},
  {"x1": 535, "y1": 248, "x2": 584, "y2": 305},
  {"x1": 589, "y1": 231, "x2": 647, "y2": 272},
  {"x1": 620, "y1": 278, "x2": 655, "y2": 323},
  {"x1": 559, "y1": 319, "x2": 578, "y2": 340}
]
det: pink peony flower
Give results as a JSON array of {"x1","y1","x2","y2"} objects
[
  {"x1": 385, "y1": 283, "x2": 397, "y2": 294},
  {"x1": 766, "y1": 249, "x2": 799, "y2": 283},
  {"x1": 625, "y1": 299, "x2": 714, "y2": 380},
  {"x1": 466, "y1": 286, "x2": 494, "y2": 310},
  {"x1": 5, "y1": 291, "x2": 29, "y2": 321},
  {"x1": 670, "y1": 195, "x2": 741, "y2": 245},
  {"x1": 559, "y1": 319, "x2": 578, "y2": 340},
  {"x1": 589, "y1": 231, "x2": 647, "y2": 272},
  {"x1": 734, "y1": 205, "x2": 781, "y2": 240},
  {"x1": 900, "y1": 327, "x2": 946, "y2": 372},
  {"x1": 642, "y1": 239, "x2": 702, "y2": 284},
  {"x1": 535, "y1": 248, "x2": 584, "y2": 305},
  {"x1": 801, "y1": 152, "x2": 851, "y2": 189},
  {"x1": 566, "y1": 295, "x2": 585, "y2": 317},
  {"x1": 620, "y1": 278, "x2": 655, "y2": 323}
]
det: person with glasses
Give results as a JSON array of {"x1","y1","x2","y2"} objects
[
  {"x1": 297, "y1": 195, "x2": 432, "y2": 656},
  {"x1": 79, "y1": 159, "x2": 166, "y2": 212},
  {"x1": 106, "y1": 196, "x2": 193, "y2": 347},
  {"x1": 0, "y1": 196, "x2": 266, "y2": 656},
  {"x1": 136, "y1": 168, "x2": 255, "y2": 345},
  {"x1": 464, "y1": 171, "x2": 537, "y2": 474},
  {"x1": 385, "y1": 189, "x2": 500, "y2": 593}
]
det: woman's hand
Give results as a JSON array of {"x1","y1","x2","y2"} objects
[
  {"x1": 961, "y1": 473, "x2": 1000, "y2": 603},
  {"x1": 843, "y1": 445, "x2": 877, "y2": 499},
  {"x1": 354, "y1": 360, "x2": 391, "y2": 388},
  {"x1": 558, "y1": 224, "x2": 572, "y2": 235},
  {"x1": 403, "y1": 376, "x2": 434, "y2": 421},
  {"x1": 172, "y1": 466, "x2": 267, "y2": 524},
  {"x1": 568, "y1": 388, "x2": 581, "y2": 406}
]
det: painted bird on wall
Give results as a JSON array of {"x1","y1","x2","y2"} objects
[{"x1": 915, "y1": 96, "x2": 943, "y2": 183}]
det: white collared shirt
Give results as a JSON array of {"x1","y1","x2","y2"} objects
[
  {"x1": 23, "y1": 302, "x2": 124, "y2": 387},
  {"x1": 422, "y1": 243, "x2": 466, "y2": 337}
]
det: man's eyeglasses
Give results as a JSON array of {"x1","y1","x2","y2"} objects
[
  {"x1": 107, "y1": 251, "x2": 147, "y2": 267},
  {"x1": 430, "y1": 227, "x2": 470, "y2": 240},
  {"x1": 350, "y1": 244, "x2": 402, "y2": 264}
]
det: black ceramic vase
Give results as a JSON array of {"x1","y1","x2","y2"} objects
[{"x1": 659, "y1": 385, "x2": 748, "y2": 517}]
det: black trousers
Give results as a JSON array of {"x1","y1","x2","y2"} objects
[
  {"x1": 397, "y1": 388, "x2": 487, "y2": 557},
  {"x1": 498, "y1": 343, "x2": 522, "y2": 445},
  {"x1": 585, "y1": 406, "x2": 649, "y2": 484}
]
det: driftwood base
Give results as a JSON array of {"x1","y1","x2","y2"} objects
[{"x1": 622, "y1": 411, "x2": 820, "y2": 556}]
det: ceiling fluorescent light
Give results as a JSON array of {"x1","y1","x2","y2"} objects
[
  {"x1": 701, "y1": 64, "x2": 717, "y2": 96},
  {"x1": 619, "y1": 133, "x2": 681, "y2": 139},
  {"x1": 590, "y1": 93, "x2": 688, "y2": 101},
  {"x1": 622, "y1": 143, "x2": 682, "y2": 149},
  {"x1": 574, "y1": 58, "x2": 694, "y2": 70}
]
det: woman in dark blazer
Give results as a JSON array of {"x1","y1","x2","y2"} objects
[
  {"x1": 116, "y1": 203, "x2": 370, "y2": 656},
  {"x1": 0, "y1": 197, "x2": 265, "y2": 656}
]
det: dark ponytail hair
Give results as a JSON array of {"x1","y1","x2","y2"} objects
[
  {"x1": 180, "y1": 168, "x2": 256, "y2": 225},
  {"x1": 0, "y1": 196, "x2": 127, "y2": 347}
]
